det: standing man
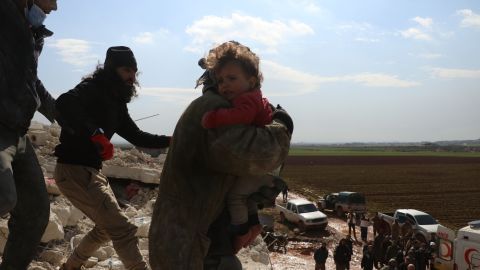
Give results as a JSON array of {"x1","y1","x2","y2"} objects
[
  {"x1": 347, "y1": 211, "x2": 358, "y2": 241},
  {"x1": 282, "y1": 185, "x2": 289, "y2": 203},
  {"x1": 334, "y1": 239, "x2": 351, "y2": 270},
  {"x1": 54, "y1": 46, "x2": 170, "y2": 270},
  {"x1": 361, "y1": 244, "x2": 375, "y2": 270},
  {"x1": 149, "y1": 41, "x2": 293, "y2": 270},
  {"x1": 360, "y1": 214, "x2": 370, "y2": 242},
  {"x1": 0, "y1": 0, "x2": 57, "y2": 268},
  {"x1": 314, "y1": 242, "x2": 329, "y2": 270}
]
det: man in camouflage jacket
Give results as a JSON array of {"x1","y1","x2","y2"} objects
[{"x1": 149, "y1": 66, "x2": 292, "y2": 269}]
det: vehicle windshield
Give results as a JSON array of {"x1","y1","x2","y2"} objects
[
  {"x1": 297, "y1": 204, "x2": 318, "y2": 213},
  {"x1": 415, "y1": 214, "x2": 438, "y2": 225},
  {"x1": 347, "y1": 193, "x2": 366, "y2": 204}
]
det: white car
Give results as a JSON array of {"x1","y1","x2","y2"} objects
[{"x1": 276, "y1": 198, "x2": 328, "y2": 231}]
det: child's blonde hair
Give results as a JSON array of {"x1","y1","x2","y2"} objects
[{"x1": 205, "y1": 41, "x2": 263, "y2": 89}]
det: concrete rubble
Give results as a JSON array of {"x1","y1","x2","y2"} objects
[{"x1": 0, "y1": 122, "x2": 272, "y2": 269}]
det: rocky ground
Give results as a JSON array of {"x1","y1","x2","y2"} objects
[{"x1": 0, "y1": 122, "x2": 370, "y2": 269}]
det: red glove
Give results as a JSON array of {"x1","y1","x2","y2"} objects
[{"x1": 90, "y1": 134, "x2": 114, "y2": 160}]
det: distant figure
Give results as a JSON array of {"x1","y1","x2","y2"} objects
[
  {"x1": 345, "y1": 236, "x2": 354, "y2": 270},
  {"x1": 282, "y1": 185, "x2": 289, "y2": 202},
  {"x1": 391, "y1": 219, "x2": 400, "y2": 241},
  {"x1": 360, "y1": 214, "x2": 371, "y2": 242},
  {"x1": 373, "y1": 213, "x2": 391, "y2": 236},
  {"x1": 380, "y1": 258, "x2": 398, "y2": 270},
  {"x1": 401, "y1": 220, "x2": 413, "y2": 239},
  {"x1": 361, "y1": 244, "x2": 375, "y2": 270},
  {"x1": 314, "y1": 242, "x2": 329, "y2": 270},
  {"x1": 347, "y1": 211, "x2": 358, "y2": 241},
  {"x1": 334, "y1": 239, "x2": 351, "y2": 270}
]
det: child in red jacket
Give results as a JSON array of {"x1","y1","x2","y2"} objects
[{"x1": 201, "y1": 41, "x2": 282, "y2": 252}]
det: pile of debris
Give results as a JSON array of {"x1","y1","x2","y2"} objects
[{"x1": 0, "y1": 122, "x2": 272, "y2": 269}]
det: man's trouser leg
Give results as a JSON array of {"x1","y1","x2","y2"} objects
[
  {"x1": 0, "y1": 135, "x2": 50, "y2": 270},
  {"x1": 65, "y1": 225, "x2": 110, "y2": 268},
  {"x1": 55, "y1": 163, "x2": 147, "y2": 270}
]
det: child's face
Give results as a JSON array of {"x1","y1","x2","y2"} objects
[{"x1": 216, "y1": 62, "x2": 256, "y2": 101}]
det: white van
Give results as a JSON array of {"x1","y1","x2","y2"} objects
[{"x1": 434, "y1": 220, "x2": 480, "y2": 270}]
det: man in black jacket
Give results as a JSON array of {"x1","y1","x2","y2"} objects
[
  {"x1": 314, "y1": 242, "x2": 329, "y2": 270},
  {"x1": 334, "y1": 239, "x2": 352, "y2": 270},
  {"x1": 54, "y1": 46, "x2": 170, "y2": 270},
  {"x1": 0, "y1": 0, "x2": 57, "y2": 268}
]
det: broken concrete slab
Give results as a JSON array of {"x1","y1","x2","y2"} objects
[
  {"x1": 39, "y1": 249, "x2": 64, "y2": 266},
  {"x1": 102, "y1": 165, "x2": 161, "y2": 184},
  {"x1": 41, "y1": 211, "x2": 64, "y2": 243}
]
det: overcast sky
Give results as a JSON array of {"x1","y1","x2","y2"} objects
[{"x1": 34, "y1": 0, "x2": 480, "y2": 143}]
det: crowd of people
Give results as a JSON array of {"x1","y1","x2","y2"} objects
[{"x1": 313, "y1": 212, "x2": 438, "y2": 270}]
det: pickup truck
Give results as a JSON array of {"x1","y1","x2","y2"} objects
[
  {"x1": 317, "y1": 191, "x2": 367, "y2": 217},
  {"x1": 378, "y1": 209, "x2": 439, "y2": 242},
  {"x1": 276, "y1": 198, "x2": 328, "y2": 231}
]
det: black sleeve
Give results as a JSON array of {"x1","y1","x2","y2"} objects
[
  {"x1": 36, "y1": 79, "x2": 56, "y2": 123},
  {"x1": 55, "y1": 86, "x2": 98, "y2": 138},
  {"x1": 117, "y1": 106, "x2": 170, "y2": 148}
]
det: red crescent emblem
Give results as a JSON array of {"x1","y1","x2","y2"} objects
[
  {"x1": 464, "y1": 248, "x2": 479, "y2": 265},
  {"x1": 440, "y1": 242, "x2": 452, "y2": 258}
]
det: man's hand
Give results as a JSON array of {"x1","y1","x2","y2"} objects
[
  {"x1": 272, "y1": 104, "x2": 293, "y2": 135},
  {"x1": 90, "y1": 134, "x2": 114, "y2": 160},
  {"x1": 233, "y1": 224, "x2": 263, "y2": 254}
]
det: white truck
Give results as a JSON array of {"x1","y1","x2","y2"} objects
[
  {"x1": 378, "y1": 209, "x2": 439, "y2": 242},
  {"x1": 434, "y1": 220, "x2": 480, "y2": 270},
  {"x1": 276, "y1": 198, "x2": 328, "y2": 231}
]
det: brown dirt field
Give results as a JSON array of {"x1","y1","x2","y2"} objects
[{"x1": 282, "y1": 155, "x2": 480, "y2": 230}]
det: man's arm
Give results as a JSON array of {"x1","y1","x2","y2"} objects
[
  {"x1": 36, "y1": 79, "x2": 55, "y2": 123},
  {"x1": 117, "y1": 107, "x2": 170, "y2": 148}
]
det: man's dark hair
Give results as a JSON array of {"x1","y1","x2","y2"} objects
[{"x1": 83, "y1": 65, "x2": 139, "y2": 103}]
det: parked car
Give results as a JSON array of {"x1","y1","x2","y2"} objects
[
  {"x1": 276, "y1": 198, "x2": 328, "y2": 231},
  {"x1": 378, "y1": 209, "x2": 439, "y2": 242},
  {"x1": 317, "y1": 191, "x2": 367, "y2": 217}
]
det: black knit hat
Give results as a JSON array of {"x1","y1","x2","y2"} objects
[{"x1": 104, "y1": 46, "x2": 137, "y2": 70}]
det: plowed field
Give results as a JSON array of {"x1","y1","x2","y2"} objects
[{"x1": 282, "y1": 156, "x2": 480, "y2": 230}]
